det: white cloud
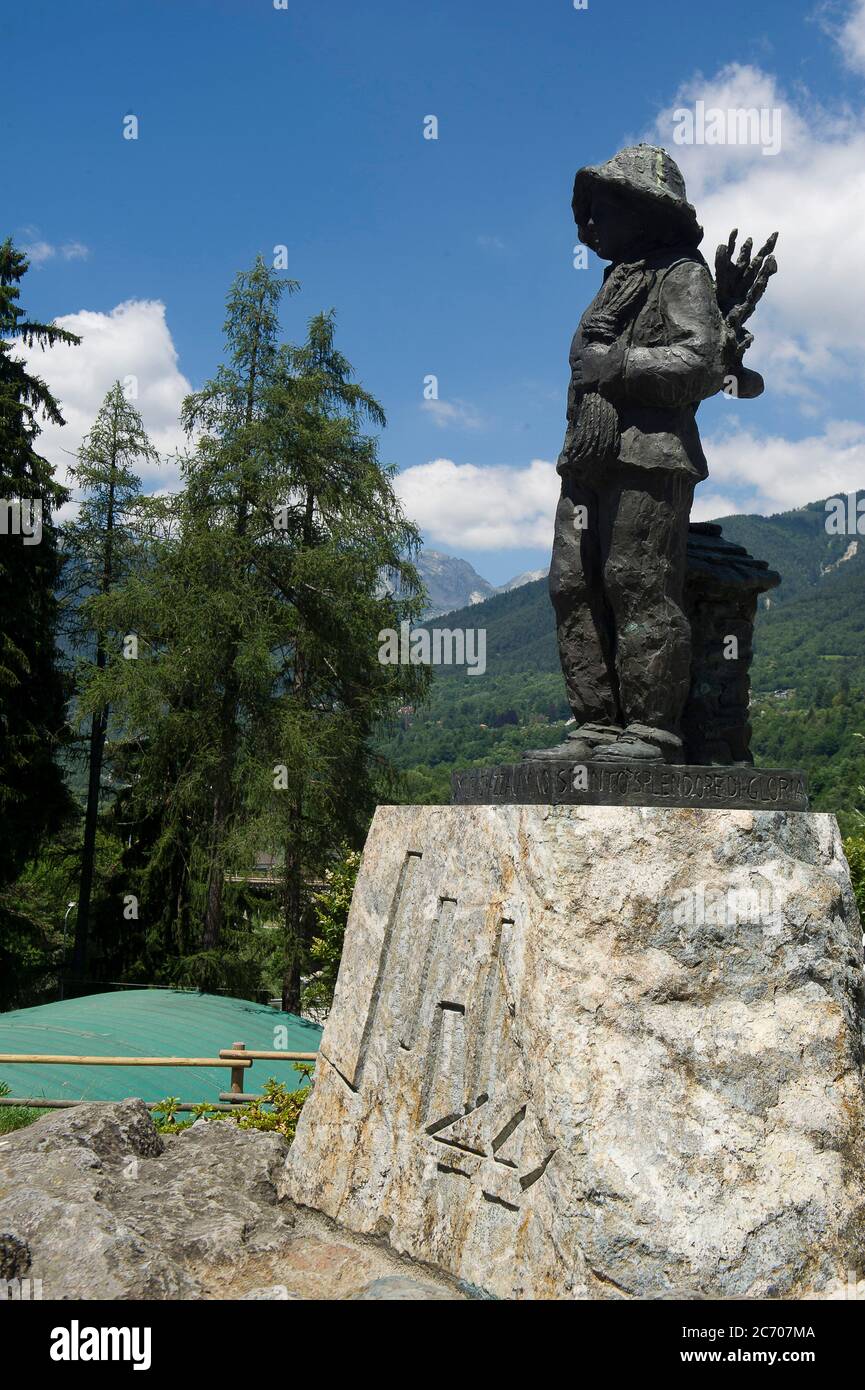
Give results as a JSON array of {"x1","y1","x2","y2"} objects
[
  {"x1": 395, "y1": 430, "x2": 864, "y2": 554},
  {"x1": 837, "y1": 0, "x2": 865, "y2": 73},
  {"x1": 702, "y1": 418, "x2": 865, "y2": 513},
  {"x1": 21, "y1": 235, "x2": 90, "y2": 267},
  {"x1": 644, "y1": 55, "x2": 865, "y2": 402},
  {"x1": 22, "y1": 240, "x2": 56, "y2": 267},
  {"x1": 396, "y1": 457, "x2": 556, "y2": 550},
  {"x1": 419, "y1": 398, "x2": 485, "y2": 430},
  {"x1": 13, "y1": 299, "x2": 191, "y2": 512},
  {"x1": 690, "y1": 490, "x2": 742, "y2": 522},
  {"x1": 396, "y1": 429, "x2": 865, "y2": 552}
]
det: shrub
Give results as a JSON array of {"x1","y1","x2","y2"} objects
[{"x1": 152, "y1": 1066, "x2": 313, "y2": 1141}]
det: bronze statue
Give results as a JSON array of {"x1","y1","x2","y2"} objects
[{"x1": 531, "y1": 144, "x2": 777, "y2": 764}]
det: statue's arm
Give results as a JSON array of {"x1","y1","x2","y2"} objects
[
  {"x1": 556, "y1": 329, "x2": 583, "y2": 459},
  {"x1": 622, "y1": 262, "x2": 726, "y2": 407},
  {"x1": 586, "y1": 262, "x2": 726, "y2": 409}
]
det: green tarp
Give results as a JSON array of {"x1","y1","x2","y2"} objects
[{"x1": 0, "y1": 989, "x2": 321, "y2": 1105}]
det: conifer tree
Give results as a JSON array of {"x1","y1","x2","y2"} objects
[
  {"x1": 0, "y1": 239, "x2": 79, "y2": 890},
  {"x1": 83, "y1": 259, "x2": 428, "y2": 1008},
  {"x1": 63, "y1": 382, "x2": 156, "y2": 981},
  {"x1": 259, "y1": 307, "x2": 430, "y2": 1009}
]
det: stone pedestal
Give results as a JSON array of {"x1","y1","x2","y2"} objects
[
  {"x1": 683, "y1": 522, "x2": 780, "y2": 765},
  {"x1": 285, "y1": 805, "x2": 865, "y2": 1299}
]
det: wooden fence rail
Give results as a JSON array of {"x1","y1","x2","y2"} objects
[
  {"x1": 0, "y1": 1098, "x2": 241, "y2": 1113},
  {"x1": 0, "y1": 1055, "x2": 251, "y2": 1067},
  {"x1": 0, "y1": 1040, "x2": 316, "y2": 1110}
]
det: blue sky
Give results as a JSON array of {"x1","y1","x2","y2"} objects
[{"x1": 10, "y1": 0, "x2": 865, "y2": 583}]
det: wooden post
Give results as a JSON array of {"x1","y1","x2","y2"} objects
[{"x1": 229, "y1": 1041, "x2": 246, "y2": 1096}]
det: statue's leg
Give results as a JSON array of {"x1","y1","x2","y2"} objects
[
  {"x1": 549, "y1": 472, "x2": 620, "y2": 726},
  {"x1": 603, "y1": 468, "x2": 693, "y2": 735}
]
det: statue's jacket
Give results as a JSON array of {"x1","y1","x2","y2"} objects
[{"x1": 563, "y1": 246, "x2": 728, "y2": 483}]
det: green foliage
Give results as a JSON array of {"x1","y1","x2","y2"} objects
[
  {"x1": 151, "y1": 1103, "x2": 184, "y2": 1132},
  {"x1": 151, "y1": 1096, "x2": 205, "y2": 1133},
  {"x1": 0, "y1": 1080, "x2": 41, "y2": 1134},
  {"x1": 0, "y1": 239, "x2": 78, "y2": 895},
  {"x1": 303, "y1": 847, "x2": 361, "y2": 1014},
  {"x1": 229, "y1": 1073, "x2": 312, "y2": 1140},
  {"x1": 0, "y1": 819, "x2": 146, "y2": 1004},
  {"x1": 62, "y1": 381, "x2": 156, "y2": 621},
  {"x1": 0, "y1": 829, "x2": 76, "y2": 1007},
  {"x1": 0, "y1": 1109, "x2": 41, "y2": 1134},
  {"x1": 377, "y1": 670, "x2": 569, "y2": 789},
  {"x1": 842, "y1": 835, "x2": 865, "y2": 924},
  {"x1": 751, "y1": 690, "x2": 865, "y2": 835},
  {"x1": 73, "y1": 260, "x2": 427, "y2": 1008},
  {"x1": 152, "y1": 1071, "x2": 312, "y2": 1141}
]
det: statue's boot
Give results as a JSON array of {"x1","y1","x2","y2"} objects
[
  {"x1": 592, "y1": 723, "x2": 683, "y2": 764},
  {"x1": 522, "y1": 722, "x2": 623, "y2": 761}
]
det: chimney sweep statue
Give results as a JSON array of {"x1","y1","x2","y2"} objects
[{"x1": 530, "y1": 144, "x2": 777, "y2": 764}]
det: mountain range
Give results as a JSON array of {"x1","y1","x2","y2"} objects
[{"x1": 416, "y1": 549, "x2": 547, "y2": 617}]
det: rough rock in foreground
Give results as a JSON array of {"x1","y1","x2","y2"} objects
[
  {"x1": 285, "y1": 804, "x2": 865, "y2": 1299},
  {"x1": 0, "y1": 1100, "x2": 464, "y2": 1300}
]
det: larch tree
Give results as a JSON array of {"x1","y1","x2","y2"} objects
[
  {"x1": 83, "y1": 258, "x2": 427, "y2": 1008},
  {"x1": 63, "y1": 381, "x2": 157, "y2": 983},
  {"x1": 258, "y1": 307, "x2": 430, "y2": 1010}
]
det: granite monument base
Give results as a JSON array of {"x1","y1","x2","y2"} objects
[{"x1": 284, "y1": 803, "x2": 865, "y2": 1299}]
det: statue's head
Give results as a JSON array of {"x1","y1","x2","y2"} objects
[{"x1": 572, "y1": 144, "x2": 702, "y2": 261}]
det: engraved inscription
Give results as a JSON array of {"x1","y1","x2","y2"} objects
[
  {"x1": 421, "y1": 914, "x2": 554, "y2": 1211},
  {"x1": 401, "y1": 897, "x2": 457, "y2": 1052},
  {"x1": 324, "y1": 848, "x2": 421, "y2": 1091},
  {"x1": 422, "y1": 1002, "x2": 466, "y2": 1133},
  {"x1": 432, "y1": 1099, "x2": 555, "y2": 1209},
  {"x1": 452, "y1": 762, "x2": 809, "y2": 811}
]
